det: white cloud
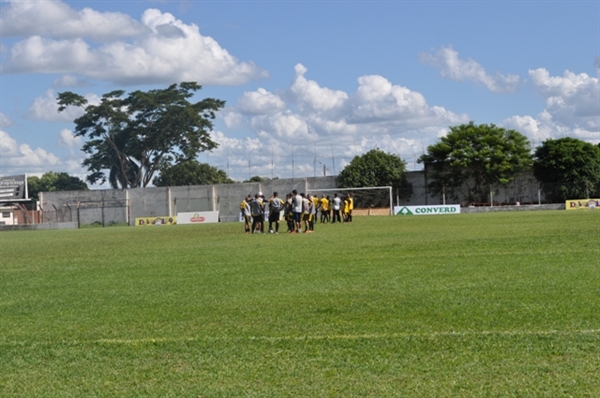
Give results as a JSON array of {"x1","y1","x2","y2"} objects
[
  {"x1": 58, "y1": 129, "x2": 83, "y2": 149},
  {"x1": 503, "y1": 114, "x2": 554, "y2": 147},
  {"x1": 0, "y1": 130, "x2": 62, "y2": 173},
  {"x1": 222, "y1": 112, "x2": 245, "y2": 129},
  {"x1": 231, "y1": 64, "x2": 467, "y2": 143},
  {"x1": 350, "y1": 75, "x2": 431, "y2": 123},
  {"x1": 207, "y1": 130, "x2": 272, "y2": 179},
  {"x1": 211, "y1": 65, "x2": 469, "y2": 180},
  {"x1": 6, "y1": 36, "x2": 96, "y2": 75},
  {"x1": 306, "y1": 115, "x2": 358, "y2": 137},
  {"x1": 530, "y1": 68, "x2": 595, "y2": 97},
  {"x1": 210, "y1": 131, "x2": 255, "y2": 152},
  {"x1": 28, "y1": 89, "x2": 99, "y2": 122},
  {"x1": 290, "y1": 63, "x2": 348, "y2": 113},
  {"x1": 53, "y1": 74, "x2": 89, "y2": 87},
  {"x1": 28, "y1": 89, "x2": 76, "y2": 122},
  {"x1": 1, "y1": 2, "x2": 268, "y2": 86},
  {"x1": 504, "y1": 69, "x2": 600, "y2": 145},
  {"x1": 0, "y1": 129, "x2": 87, "y2": 178},
  {"x1": 236, "y1": 88, "x2": 286, "y2": 115},
  {"x1": 208, "y1": 126, "x2": 428, "y2": 181},
  {"x1": 419, "y1": 46, "x2": 520, "y2": 93},
  {"x1": 529, "y1": 68, "x2": 599, "y2": 127},
  {"x1": 1, "y1": 0, "x2": 148, "y2": 41},
  {"x1": 252, "y1": 112, "x2": 317, "y2": 142},
  {"x1": 0, "y1": 112, "x2": 13, "y2": 128}
]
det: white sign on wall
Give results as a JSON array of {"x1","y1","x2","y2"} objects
[
  {"x1": 394, "y1": 205, "x2": 461, "y2": 216},
  {"x1": 177, "y1": 211, "x2": 220, "y2": 225},
  {"x1": 0, "y1": 174, "x2": 28, "y2": 201}
]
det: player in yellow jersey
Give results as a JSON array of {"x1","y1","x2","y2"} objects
[
  {"x1": 319, "y1": 194, "x2": 330, "y2": 223},
  {"x1": 342, "y1": 195, "x2": 350, "y2": 222},
  {"x1": 347, "y1": 193, "x2": 353, "y2": 222},
  {"x1": 240, "y1": 195, "x2": 252, "y2": 233},
  {"x1": 311, "y1": 194, "x2": 319, "y2": 222},
  {"x1": 307, "y1": 194, "x2": 316, "y2": 232}
]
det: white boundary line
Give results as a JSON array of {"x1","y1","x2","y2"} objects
[
  {"x1": 95, "y1": 329, "x2": 600, "y2": 344},
  {"x1": 3, "y1": 329, "x2": 599, "y2": 347}
]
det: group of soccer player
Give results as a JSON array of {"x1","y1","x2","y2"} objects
[{"x1": 240, "y1": 190, "x2": 353, "y2": 234}]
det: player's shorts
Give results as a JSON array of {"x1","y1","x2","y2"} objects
[
  {"x1": 244, "y1": 215, "x2": 251, "y2": 223},
  {"x1": 268, "y1": 211, "x2": 280, "y2": 222},
  {"x1": 293, "y1": 212, "x2": 302, "y2": 223},
  {"x1": 252, "y1": 214, "x2": 264, "y2": 223},
  {"x1": 302, "y1": 213, "x2": 309, "y2": 221}
]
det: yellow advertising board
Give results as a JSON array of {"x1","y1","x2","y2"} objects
[
  {"x1": 135, "y1": 216, "x2": 177, "y2": 226},
  {"x1": 565, "y1": 199, "x2": 599, "y2": 210}
]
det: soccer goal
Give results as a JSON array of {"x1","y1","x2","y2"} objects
[{"x1": 307, "y1": 186, "x2": 393, "y2": 215}]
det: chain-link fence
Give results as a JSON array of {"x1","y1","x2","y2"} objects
[{"x1": 40, "y1": 200, "x2": 130, "y2": 227}]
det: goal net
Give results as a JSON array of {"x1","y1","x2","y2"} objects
[{"x1": 306, "y1": 186, "x2": 393, "y2": 215}]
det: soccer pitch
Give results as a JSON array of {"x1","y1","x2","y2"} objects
[{"x1": 1, "y1": 211, "x2": 599, "y2": 397}]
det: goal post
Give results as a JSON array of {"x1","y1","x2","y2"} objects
[{"x1": 306, "y1": 186, "x2": 393, "y2": 215}]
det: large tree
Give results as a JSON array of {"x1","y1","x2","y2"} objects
[
  {"x1": 153, "y1": 160, "x2": 234, "y2": 187},
  {"x1": 419, "y1": 122, "x2": 532, "y2": 203},
  {"x1": 27, "y1": 171, "x2": 88, "y2": 201},
  {"x1": 337, "y1": 149, "x2": 412, "y2": 201},
  {"x1": 57, "y1": 82, "x2": 225, "y2": 189},
  {"x1": 533, "y1": 137, "x2": 600, "y2": 202}
]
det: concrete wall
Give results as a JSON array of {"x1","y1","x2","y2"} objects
[
  {"x1": 417, "y1": 168, "x2": 545, "y2": 206},
  {"x1": 39, "y1": 176, "x2": 333, "y2": 225},
  {"x1": 0, "y1": 222, "x2": 78, "y2": 231},
  {"x1": 39, "y1": 171, "x2": 550, "y2": 225},
  {"x1": 462, "y1": 204, "x2": 564, "y2": 213}
]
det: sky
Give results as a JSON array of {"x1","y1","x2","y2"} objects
[{"x1": 1, "y1": 0, "x2": 599, "y2": 185}]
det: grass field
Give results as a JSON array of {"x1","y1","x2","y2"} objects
[{"x1": 1, "y1": 210, "x2": 599, "y2": 397}]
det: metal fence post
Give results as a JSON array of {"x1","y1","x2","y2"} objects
[
  {"x1": 52, "y1": 204, "x2": 58, "y2": 222},
  {"x1": 65, "y1": 203, "x2": 72, "y2": 222}
]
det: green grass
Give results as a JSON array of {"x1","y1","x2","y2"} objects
[{"x1": 1, "y1": 211, "x2": 599, "y2": 397}]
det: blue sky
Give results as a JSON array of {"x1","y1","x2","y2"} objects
[{"x1": 1, "y1": 0, "x2": 599, "y2": 184}]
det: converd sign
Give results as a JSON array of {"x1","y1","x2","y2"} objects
[{"x1": 394, "y1": 205, "x2": 461, "y2": 216}]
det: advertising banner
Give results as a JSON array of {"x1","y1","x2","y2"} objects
[
  {"x1": 394, "y1": 205, "x2": 461, "y2": 216},
  {"x1": 177, "y1": 211, "x2": 219, "y2": 225},
  {"x1": 135, "y1": 216, "x2": 177, "y2": 226},
  {"x1": 565, "y1": 199, "x2": 599, "y2": 210}
]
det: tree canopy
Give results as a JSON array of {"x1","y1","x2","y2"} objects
[
  {"x1": 419, "y1": 122, "x2": 532, "y2": 203},
  {"x1": 57, "y1": 82, "x2": 225, "y2": 189},
  {"x1": 244, "y1": 176, "x2": 270, "y2": 183},
  {"x1": 27, "y1": 171, "x2": 88, "y2": 201},
  {"x1": 337, "y1": 149, "x2": 412, "y2": 200},
  {"x1": 533, "y1": 137, "x2": 600, "y2": 201},
  {"x1": 153, "y1": 160, "x2": 234, "y2": 187}
]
